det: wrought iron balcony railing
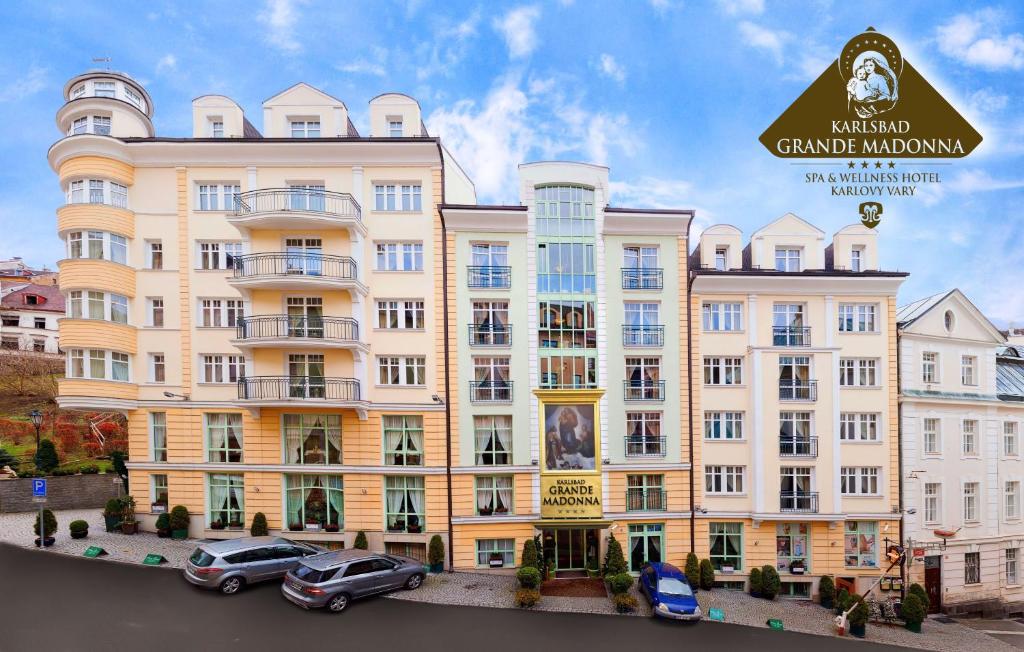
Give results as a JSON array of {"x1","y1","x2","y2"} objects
[
  {"x1": 624, "y1": 435, "x2": 667, "y2": 457},
  {"x1": 234, "y1": 188, "x2": 361, "y2": 222},
  {"x1": 237, "y1": 376, "x2": 360, "y2": 401},
  {"x1": 469, "y1": 380, "x2": 513, "y2": 403},
  {"x1": 468, "y1": 324, "x2": 512, "y2": 346},
  {"x1": 467, "y1": 266, "x2": 511, "y2": 289},
  {"x1": 779, "y1": 379, "x2": 817, "y2": 401},
  {"x1": 623, "y1": 380, "x2": 666, "y2": 401},
  {"x1": 235, "y1": 315, "x2": 359, "y2": 342},
  {"x1": 623, "y1": 325, "x2": 665, "y2": 347},
  {"x1": 779, "y1": 491, "x2": 819, "y2": 513},
  {"x1": 773, "y1": 326, "x2": 811, "y2": 347},
  {"x1": 232, "y1": 253, "x2": 357, "y2": 281},
  {"x1": 779, "y1": 436, "x2": 818, "y2": 457},
  {"x1": 622, "y1": 268, "x2": 664, "y2": 290},
  {"x1": 626, "y1": 488, "x2": 668, "y2": 512}
]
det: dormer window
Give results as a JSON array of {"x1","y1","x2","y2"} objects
[
  {"x1": 25, "y1": 294, "x2": 41, "y2": 306},
  {"x1": 210, "y1": 120, "x2": 224, "y2": 138},
  {"x1": 714, "y1": 246, "x2": 728, "y2": 271},
  {"x1": 851, "y1": 246, "x2": 863, "y2": 272},
  {"x1": 290, "y1": 120, "x2": 320, "y2": 138},
  {"x1": 389, "y1": 119, "x2": 403, "y2": 137},
  {"x1": 775, "y1": 247, "x2": 801, "y2": 272},
  {"x1": 94, "y1": 81, "x2": 115, "y2": 98}
]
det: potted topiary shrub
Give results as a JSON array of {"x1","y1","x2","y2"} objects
[
  {"x1": 354, "y1": 530, "x2": 368, "y2": 550},
  {"x1": 516, "y1": 566, "x2": 541, "y2": 589},
  {"x1": 761, "y1": 565, "x2": 781, "y2": 600},
  {"x1": 699, "y1": 558, "x2": 715, "y2": 590},
  {"x1": 819, "y1": 575, "x2": 835, "y2": 609},
  {"x1": 685, "y1": 552, "x2": 700, "y2": 588},
  {"x1": 34, "y1": 509, "x2": 57, "y2": 547},
  {"x1": 102, "y1": 498, "x2": 122, "y2": 533},
  {"x1": 608, "y1": 572, "x2": 634, "y2": 596},
  {"x1": 847, "y1": 594, "x2": 869, "y2": 638},
  {"x1": 119, "y1": 496, "x2": 138, "y2": 535},
  {"x1": 169, "y1": 505, "x2": 190, "y2": 540},
  {"x1": 428, "y1": 534, "x2": 445, "y2": 573},
  {"x1": 908, "y1": 582, "x2": 930, "y2": 614},
  {"x1": 521, "y1": 538, "x2": 539, "y2": 570},
  {"x1": 155, "y1": 512, "x2": 171, "y2": 538},
  {"x1": 835, "y1": 587, "x2": 850, "y2": 615},
  {"x1": 749, "y1": 566, "x2": 763, "y2": 597},
  {"x1": 789, "y1": 558, "x2": 806, "y2": 575},
  {"x1": 602, "y1": 533, "x2": 628, "y2": 577},
  {"x1": 69, "y1": 519, "x2": 89, "y2": 540},
  {"x1": 901, "y1": 593, "x2": 925, "y2": 633},
  {"x1": 250, "y1": 512, "x2": 268, "y2": 537}
]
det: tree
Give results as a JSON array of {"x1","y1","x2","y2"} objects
[
  {"x1": 699, "y1": 558, "x2": 715, "y2": 590},
  {"x1": 908, "y1": 582, "x2": 930, "y2": 613},
  {"x1": 0, "y1": 352, "x2": 61, "y2": 398},
  {"x1": 684, "y1": 552, "x2": 700, "y2": 587},
  {"x1": 0, "y1": 447, "x2": 19, "y2": 472},
  {"x1": 428, "y1": 534, "x2": 445, "y2": 568},
  {"x1": 760, "y1": 565, "x2": 781, "y2": 600},
  {"x1": 900, "y1": 593, "x2": 925, "y2": 632},
  {"x1": 818, "y1": 575, "x2": 835, "y2": 608},
  {"x1": 33, "y1": 439, "x2": 59, "y2": 473},
  {"x1": 749, "y1": 567, "x2": 762, "y2": 596},
  {"x1": 250, "y1": 512, "x2": 268, "y2": 536},
  {"x1": 603, "y1": 533, "x2": 627, "y2": 576},
  {"x1": 521, "y1": 538, "x2": 539, "y2": 569},
  {"x1": 34, "y1": 508, "x2": 57, "y2": 538},
  {"x1": 110, "y1": 450, "x2": 128, "y2": 492},
  {"x1": 354, "y1": 530, "x2": 368, "y2": 550}
]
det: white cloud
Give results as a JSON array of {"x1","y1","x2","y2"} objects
[
  {"x1": 493, "y1": 5, "x2": 541, "y2": 59},
  {"x1": 258, "y1": 0, "x2": 306, "y2": 54},
  {"x1": 0, "y1": 66, "x2": 47, "y2": 103},
  {"x1": 935, "y1": 10, "x2": 1024, "y2": 70},
  {"x1": 967, "y1": 87, "x2": 1009, "y2": 114},
  {"x1": 155, "y1": 54, "x2": 177, "y2": 74},
  {"x1": 946, "y1": 169, "x2": 1024, "y2": 193},
  {"x1": 597, "y1": 54, "x2": 626, "y2": 83},
  {"x1": 649, "y1": 0, "x2": 679, "y2": 14},
  {"x1": 738, "y1": 21, "x2": 790, "y2": 65},
  {"x1": 415, "y1": 11, "x2": 481, "y2": 80},
  {"x1": 715, "y1": 0, "x2": 764, "y2": 15},
  {"x1": 337, "y1": 47, "x2": 389, "y2": 77}
]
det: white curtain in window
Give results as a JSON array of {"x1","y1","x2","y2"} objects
[
  {"x1": 387, "y1": 482, "x2": 404, "y2": 516},
  {"x1": 327, "y1": 475, "x2": 344, "y2": 525},
  {"x1": 286, "y1": 475, "x2": 302, "y2": 525},
  {"x1": 475, "y1": 423, "x2": 491, "y2": 459},
  {"x1": 409, "y1": 478, "x2": 425, "y2": 517},
  {"x1": 477, "y1": 484, "x2": 491, "y2": 511},
  {"x1": 209, "y1": 416, "x2": 226, "y2": 451},
  {"x1": 210, "y1": 479, "x2": 228, "y2": 520},
  {"x1": 496, "y1": 476, "x2": 513, "y2": 511},
  {"x1": 495, "y1": 416, "x2": 512, "y2": 453},
  {"x1": 230, "y1": 481, "x2": 244, "y2": 516},
  {"x1": 383, "y1": 417, "x2": 404, "y2": 461},
  {"x1": 630, "y1": 535, "x2": 643, "y2": 556},
  {"x1": 285, "y1": 426, "x2": 302, "y2": 464}
]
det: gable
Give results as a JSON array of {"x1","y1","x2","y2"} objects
[
  {"x1": 752, "y1": 212, "x2": 825, "y2": 238},
  {"x1": 902, "y1": 289, "x2": 1005, "y2": 343},
  {"x1": 263, "y1": 83, "x2": 345, "y2": 108}
]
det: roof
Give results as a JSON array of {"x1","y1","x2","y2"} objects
[
  {"x1": 300, "y1": 548, "x2": 375, "y2": 570},
  {"x1": 0, "y1": 283, "x2": 64, "y2": 313},
  {"x1": 896, "y1": 291, "x2": 952, "y2": 326},
  {"x1": 241, "y1": 117, "x2": 263, "y2": 139},
  {"x1": 198, "y1": 536, "x2": 293, "y2": 554},
  {"x1": 998, "y1": 349, "x2": 1024, "y2": 402}
]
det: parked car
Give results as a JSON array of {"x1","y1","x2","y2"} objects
[
  {"x1": 638, "y1": 562, "x2": 702, "y2": 621},
  {"x1": 281, "y1": 549, "x2": 425, "y2": 613},
  {"x1": 184, "y1": 536, "x2": 325, "y2": 595}
]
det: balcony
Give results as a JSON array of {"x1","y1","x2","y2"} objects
[
  {"x1": 228, "y1": 189, "x2": 365, "y2": 235},
  {"x1": 623, "y1": 380, "x2": 666, "y2": 401},
  {"x1": 623, "y1": 325, "x2": 665, "y2": 347},
  {"x1": 468, "y1": 324, "x2": 512, "y2": 347},
  {"x1": 622, "y1": 268, "x2": 663, "y2": 290},
  {"x1": 229, "y1": 253, "x2": 366, "y2": 295},
  {"x1": 624, "y1": 435, "x2": 667, "y2": 457},
  {"x1": 773, "y1": 326, "x2": 811, "y2": 347},
  {"x1": 469, "y1": 380, "x2": 513, "y2": 403},
  {"x1": 779, "y1": 492, "x2": 819, "y2": 513},
  {"x1": 779, "y1": 436, "x2": 818, "y2": 458},
  {"x1": 232, "y1": 315, "x2": 367, "y2": 356},
  {"x1": 236, "y1": 376, "x2": 366, "y2": 416},
  {"x1": 779, "y1": 380, "x2": 817, "y2": 401},
  {"x1": 626, "y1": 488, "x2": 668, "y2": 512},
  {"x1": 467, "y1": 266, "x2": 511, "y2": 289}
]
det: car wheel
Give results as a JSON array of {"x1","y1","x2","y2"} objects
[
  {"x1": 405, "y1": 573, "x2": 424, "y2": 590},
  {"x1": 219, "y1": 577, "x2": 244, "y2": 595},
  {"x1": 327, "y1": 593, "x2": 351, "y2": 613}
]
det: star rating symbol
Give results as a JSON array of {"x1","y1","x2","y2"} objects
[
  {"x1": 888, "y1": 161, "x2": 896, "y2": 169},
  {"x1": 874, "y1": 161, "x2": 883, "y2": 169},
  {"x1": 848, "y1": 161, "x2": 856, "y2": 169},
  {"x1": 861, "y1": 161, "x2": 869, "y2": 169}
]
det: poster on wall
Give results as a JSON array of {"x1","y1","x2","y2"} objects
[
  {"x1": 536, "y1": 389, "x2": 604, "y2": 520},
  {"x1": 543, "y1": 403, "x2": 597, "y2": 471}
]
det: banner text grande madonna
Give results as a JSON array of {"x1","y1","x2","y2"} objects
[{"x1": 540, "y1": 475, "x2": 602, "y2": 519}]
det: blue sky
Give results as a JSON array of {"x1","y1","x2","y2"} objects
[{"x1": 1, "y1": 0, "x2": 1022, "y2": 324}]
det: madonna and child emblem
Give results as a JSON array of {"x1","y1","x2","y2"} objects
[{"x1": 841, "y1": 29, "x2": 902, "y2": 118}]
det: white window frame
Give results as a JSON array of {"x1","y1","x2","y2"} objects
[
  {"x1": 838, "y1": 303, "x2": 877, "y2": 333},
  {"x1": 210, "y1": 120, "x2": 224, "y2": 138},
  {"x1": 290, "y1": 120, "x2": 321, "y2": 138},
  {"x1": 374, "y1": 183, "x2": 422, "y2": 212},
  {"x1": 850, "y1": 246, "x2": 864, "y2": 272},
  {"x1": 963, "y1": 482, "x2": 980, "y2": 523},
  {"x1": 149, "y1": 353, "x2": 166, "y2": 384},
  {"x1": 147, "y1": 297, "x2": 164, "y2": 328},
  {"x1": 840, "y1": 467, "x2": 881, "y2": 495},
  {"x1": 839, "y1": 358, "x2": 878, "y2": 387},
  {"x1": 66, "y1": 230, "x2": 127, "y2": 264},
  {"x1": 199, "y1": 298, "x2": 245, "y2": 328},
  {"x1": 65, "y1": 179, "x2": 128, "y2": 210},
  {"x1": 923, "y1": 417, "x2": 940, "y2": 455},
  {"x1": 376, "y1": 299, "x2": 425, "y2": 330},
  {"x1": 66, "y1": 348, "x2": 131, "y2": 382},
  {"x1": 66, "y1": 290, "x2": 129, "y2": 324},
  {"x1": 1006, "y1": 422, "x2": 1020, "y2": 457},
  {"x1": 196, "y1": 183, "x2": 240, "y2": 211},
  {"x1": 840, "y1": 413, "x2": 879, "y2": 442},
  {"x1": 147, "y1": 240, "x2": 163, "y2": 270},
  {"x1": 375, "y1": 242, "x2": 424, "y2": 271},
  {"x1": 701, "y1": 302, "x2": 743, "y2": 332},
  {"x1": 705, "y1": 465, "x2": 745, "y2": 494},
  {"x1": 922, "y1": 352, "x2": 938, "y2": 383},
  {"x1": 200, "y1": 354, "x2": 245, "y2": 384},
  {"x1": 703, "y1": 356, "x2": 743, "y2": 386},
  {"x1": 388, "y1": 119, "x2": 404, "y2": 137},
  {"x1": 923, "y1": 482, "x2": 941, "y2": 524},
  {"x1": 774, "y1": 246, "x2": 802, "y2": 272},
  {"x1": 704, "y1": 411, "x2": 744, "y2": 440},
  {"x1": 961, "y1": 355, "x2": 978, "y2": 386},
  {"x1": 1009, "y1": 549, "x2": 1019, "y2": 586},
  {"x1": 962, "y1": 420, "x2": 979, "y2": 456},
  {"x1": 377, "y1": 356, "x2": 426, "y2": 386},
  {"x1": 1007, "y1": 481, "x2": 1021, "y2": 521},
  {"x1": 197, "y1": 242, "x2": 242, "y2": 270}
]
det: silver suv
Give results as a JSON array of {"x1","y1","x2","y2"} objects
[
  {"x1": 281, "y1": 549, "x2": 425, "y2": 612},
  {"x1": 184, "y1": 536, "x2": 324, "y2": 595}
]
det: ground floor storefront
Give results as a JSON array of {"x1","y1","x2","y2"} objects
[{"x1": 905, "y1": 536, "x2": 1024, "y2": 616}]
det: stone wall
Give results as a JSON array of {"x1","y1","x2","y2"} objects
[{"x1": 0, "y1": 474, "x2": 121, "y2": 513}]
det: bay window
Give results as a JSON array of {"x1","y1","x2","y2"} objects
[
  {"x1": 67, "y1": 290, "x2": 128, "y2": 324},
  {"x1": 66, "y1": 179, "x2": 128, "y2": 209},
  {"x1": 66, "y1": 348, "x2": 131, "y2": 381},
  {"x1": 66, "y1": 230, "x2": 127, "y2": 264}
]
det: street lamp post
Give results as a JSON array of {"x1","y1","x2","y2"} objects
[{"x1": 29, "y1": 410, "x2": 43, "y2": 450}]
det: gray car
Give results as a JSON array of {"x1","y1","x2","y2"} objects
[
  {"x1": 281, "y1": 549, "x2": 425, "y2": 613},
  {"x1": 184, "y1": 536, "x2": 325, "y2": 595}
]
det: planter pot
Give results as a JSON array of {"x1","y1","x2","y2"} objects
[
  {"x1": 171, "y1": 528, "x2": 188, "y2": 540},
  {"x1": 70, "y1": 530, "x2": 88, "y2": 540},
  {"x1": 104, "y1": 515, "x2": 120, "y2": 533},
  {"x1": 34, "y1": 537, "x2": 55, "y2": 547},
  {"x1": 120, "y1": 522, "x2": 138, "y2": 535},
  {"x1": 750, "y1": 591, "x2": 762, "y2": 598},
  {"x1": 721, "y1": 565, "x2": 735, "y2": 573},
  {"x1": 157, "y1": 529, "x2": 170, "y2": 539},
  {"x1": 429, "y1": 562, "x2": 444, "y2": 574},
  {"x1": 904, "y1": 621, "x2": 921, "y2": 634},
  {"x1": 850, "y1": 623, "x2": 866, "y2": 638},
  {"x1": 821, "y1": 597, "x2": 834, "y2": 610},
  {"x1": 151, "y1": 503, "x2": 167, "y2": 514},
  {"x1": 791, "y1": 567, "x2": 805, "y2": 575}
]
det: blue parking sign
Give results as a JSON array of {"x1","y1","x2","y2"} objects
[{"x1": 32, "y1": 479, "x2": 46, "y2": 497}]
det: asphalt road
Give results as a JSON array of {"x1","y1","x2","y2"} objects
[{"x1": 0, "y1": 542, "x2": 912, "y2": 652}]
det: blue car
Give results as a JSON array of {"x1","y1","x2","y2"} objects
[{"x1": 638, "y1": 562, "x2": 702, "y2": 621}]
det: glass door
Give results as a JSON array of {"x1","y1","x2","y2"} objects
[
  {"x1": 286, "y1": 297, "x2": 324, "y2": 338},
  {"x1": 628, "y1": 523, "x2": 664, "y2": 572},
  {"x1": 285, "y1": 238, "x2": 323, "y2": 276}
]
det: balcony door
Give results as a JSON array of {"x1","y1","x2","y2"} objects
[
  {"x1": 285, "y1": 238, "x2": 322, "y2": 276},
  {"x1": 773, "y1": 304, "x2": 805, "y2": 346},
  {"x1": 472, "y1": 301, "x2": 509, "y2": 345},
  {"x1": 779, "y1": 355, "x2": 811, "y2": 398},
  {"x1": 781, "y1": 466, "x2": 813, "y2": 510},
  {"x1": 287, "y1": 297, "x2": 324, "y2": 338},
  {"x1": 288, "y1": 353, "x2": 325, "y2": 398},
  {"x1": 288, "y1": 184, "x2": 325, "y2": 212}
]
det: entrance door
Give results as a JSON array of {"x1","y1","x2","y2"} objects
[
  {"x1": 545, "y1": 529, "x2": 598, "y2": 572},
  {"x1": 628, "y1": 523, "x2": 664, "y2": 572},
  {"x1": 924, "y1": 555, "x2": 942, "y2": 614}
]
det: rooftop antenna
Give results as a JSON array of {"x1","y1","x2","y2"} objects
[{"x1": 92, "y1": 56, "x2": 111, "y2": 70}]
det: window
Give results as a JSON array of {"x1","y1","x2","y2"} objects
[
  {"x1": 964, "y1": 482, "x2": 979, "y2": 522},
  {"x1": 704, "y1": 412, "x2": 743, "y2": 440},
  {"x1": 714, "y1": 246, "x2": 728, "y2": 270},
  {"x1": 377, "y1": 356, "x2": 426, "y2": 386},
  {"x1": 200, "y1": 355, "x2": 244, "y2": 384},
  {"x1": 151, "y1": 474, "x2": 168, "y2": 507},
  {"x1": 626, "y1": 412, "x2": 664, "y2": 455},
  {"x1": 388, "y1": 119, "x2": 404, "y2": 137},
  {"x1": 922, "y1": 352, "x2": 938, "y2": 383},
  {"x1": 0, "y1": 336, "x2": 18, "y2": 350},
  {"x1": 150, "y1": 413, "x2": 167, "y2": 462},
  {"x1": 627, "y1": 474, "x2": 665, "y2": 510},
  {"x1": 538, "y1": 300, "x2": 596, "y2": 351},
  {"x1": 33, "y1": 317, "x2": 46, "y2": 329},
  {"x1": 469, "y1": 243, "x2": 511, "y2": 287},
  {"x1": 385, "y1": 476, "x2": 425, "y2": 533},
  {"x1": 474, "y1": 416, "x2": 512, "y2": 465},
  {"x1": 924, "y1": 483, "x2": 941, "y2": 524},
  {"x1": 94, "y1": 81, "x2": 115, "y2": 98},
  {"x1": 472, "y1": 356, "x2": 511, "y2": 401},
  {"x1": 66, "y1": 349, "x2": 130, "y2": 381},
  {"x1": 196, "y1": 184, "x2": 240, "y2": 211},
  {"x1": 776, "y1": 523, "x2": 810, "y2": 572},
  {"x1": 71, "y1": 84, "x2": 85, "y2": 99},
  {"x1": 198, "y1": 242, "x2": 242, "y2": 270},
  {"x1": 476, "y1": 539, "x2": 514, "y2": 567},
  {"x1": 844, "y1": 521, "x2": 877, "y2": 567},
  {"x1": 93, "y1": 115, "x2": 111, "y2": 135},
  {"x1": 471, "y1": 301, "x2": 510, "y2": 345},
  {"x1": 210, "y1": 120, "x2": 224, "y2": 138},
  {"x1": 124, "y1": 86, "x2": 142, "y2": 107},
  {"x1": 709, "y1": 522, "x2": 743, "y2": 570},
  {"x1": 965, "y1": 552, "x2": 981, "y2": 585},
  {"x1": 147, "y1": 241, "x2": 163, "y2": 269},
  {"x1": 703, "y1": 357, "x2": 743, "y2": 385},
  {"x1": 374, "y1": 184, "x2": 422, "y2": 211},
  {"x1": 147, "y1": 298, "x2": 164, "y2": 328},
  {"x1": 838, "y1": 304, "x2": 877, "y2": 332},
  {"x1": 383, "y1": 416, "x2": 424, "y2": 466},
  {"x1": 779, "y1": 411, "x2": 812, "y2": 450},
  {"x1": 376, "y1": 300, "x2": 424, "y2": 329},
  {"x1": 702, "y1": 302, "x2": 743, "y2": 332},
  {"x1": 840, "y1": 358, "x2": 878, "y2": 387},
  {"x1": 205, "y1": 414, "x2": 242, "y2": 463},
  {"x1": 535, "y1": 184, "x2": 595, "y2": 236},
  {"x1": 475, "y1": 476, "x2": 513, "y2": 515},
  {"x1": 840, "y1": 413, "x2": 878, "y2": 441},
  {"x1": 199, "y1": 299, "x2": 244, "y2": 327},
  {"x1": 621, "y1": 246, "x2": 659, "y2": 290},
  {"x1": 149, "y1": 353, "x2": 165, "y2": 383},
  {"x1": 66, "y1": 230, "x2": 127, "y2": 263},
  {"x1": 1009, "y1": 549, "x2": 1019, "y2": 585},
  {"x1": 944, "y1": 310, "x2": 956, "y2": 332},
  {"x1": 963, "y1": 420, "x2": 978, "y2": 456},
  {"x1": 841, "y1": 467, "x2": 880, "y2": 495},
  {"x1": 290, "y1": 120, "x2": 320, "y2": 138},
  {"x1": 208, "y1": 474, "x2": 244, "y2": 526},
  {"x1": 71, "y1": 116, "x2": 88, "y2": 135},
  {"x1": 65, "y1": 179, "x2": 128, "y2": 209},
  {"x1": 1006, "y1": 422, "x2": 1020, "y2": 457},
  {"x1": 375, "y1": 242, "x2": 423, "y2": 271},
  {"x1": 625, "y1": 357, "x2": 662, "y2": 400},
  {"x1": 850, "y1": 246, "x2": 863, "y2": 272},
  {"x1": 775, "y1": 247, "x2": 801, "y2": 272},
  {"x1": 705, "y1": 466, "x2": 745, "y2": 494},
  {"x1": 283, "y1": 414, "x2": 341, "y2": 465},
  {"x1": 779, "y1": 355, "x2": 812, "y2": 399},
  {"x1": 961, "y1": 355, "x2": 977, "y2": 386},
  {"x1": 923, "y1": 418, "x2": 940, "y2": 454},
  {"x1": 32, "y1": 339, "x2": 45, "y2": 352},
  {"x1": 284, "y1": 475, "x2": 343, "y2": 531},
  {"x1": 1, "y1": 314, "x2": 17, "y2": 327},
  {"x1": 1007, "y1": 481, "x2": 1021, "y2": 521},
  {"x1": 772, "y1": 303, "x2": 806, "y2": 345}
]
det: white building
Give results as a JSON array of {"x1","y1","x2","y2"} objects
[
  {"x1": 0, "y1": 282, "x2": 63, "y2": 354},
  {"x1": 899, "y1": 289, "x2": 1024, "y2": 616}
]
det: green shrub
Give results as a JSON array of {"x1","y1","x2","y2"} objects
[
  {"x1": 608, "y1": 572, "x2": 634, "y2": 595},
  {"x1": 603, "y1": 533, "x2": 628, "y2": 576},
  {"x1": 908, "y1": 582, "x2": 930, "y2": 613},
  {"x1": 428, "y1": 534, "x2": 445, "y2": 566},
  {"x1": 847, "y1": 594, "x2": 869, "y2": 627},
  {"x1": 103, "y1": 498, "x2": 122, "y2": 517},
  {"x1": 354, "y1": 530, "x2": 368, "y2": 550},
  {"x1": 614, "y1": 593, "x2": 639, "y2": 613},
  {"x1": 749, "y1": 567, "x2": 762, "y2": 595},
  {"x1": 819, "y1": 575, "x2": 835, "y2": 606},
  {"x1": 515, "y1": 588, "x2": 540, "y2": 608},
  {"x1": 684, "y1": 552, "x2": 700, "y2": 587},
  {"x1": 155, "y1": 513, "x2": 170, "y2": 530},
  {"x1": 250, "y1": 512, "x2": 268, "y2": 537},
  {"x1": 699, "y1": 558, "x2": 715, "y2": 590},
  {"x1": 169, "y1": 505, "x2": 190, "y2": 531},
  {"x1": 901, "y1": 593, "x2": 925, "y2": 629},
  {"x1": 0, "y1": 447, "x2": 19, "y2": 471},
  {"x1": 34, "y1": 440, "x2": 59, "y2": 473},
  {"x1": 761, "y1": 565, "x2": 781, "y2": 600},
  {"x1": 69, "y1": 519, "x2": 88, "y2": 534},
  {"x1": 80, "y1": 465, "x2": 99, "y2": 474},
  {"x1": 521, "y1": 538, "x2": 539, "y2": 570},
  {"x1": 835, "y1": 587, "x2": 851, "y2": 613},
  {"x1": 34, "y1": 509, "x2": 57, "y2": 537},
  {"x1": 516, "y1": 566, "x2": 541, "y2": 589}
]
